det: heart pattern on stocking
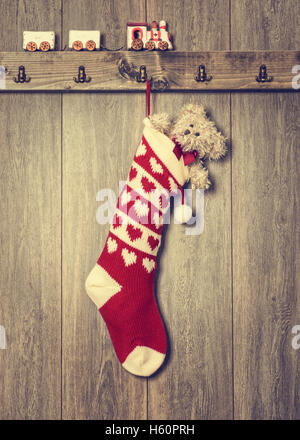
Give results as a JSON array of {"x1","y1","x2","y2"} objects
[
  {"x1": 143, "y1": 257, "x2": 155, "y2": 273},
  {"x1": 121, "y1": 190, "x2": 131, "y2": 206},
  {"x1": 126, "y1": 224, "x2": 143, "y2": 242},
  {"x1": 107, "y1": 237, "x2": 118, "y2": 253},
  {"x1": 112, "y1": 214, "x2": 123, "y2": 229},
  {"x1": 150, "y1": 157, "x2": 163, "y2": 175},
  {"x1": 122, "y1": 248, "x2": 137, "y2": 267},
  {"x1": 141, "y1": 176, "x2": 156, "y2": 194},
  {"x1": 134, "y1": 199, "x2": 149, "y2": 217},
  {"x1": 129, "y1": 167, "x2": 137, "y2": 182},
  {"x1": 136, "y1": 142, "x2": 147, "y2": 157},
  {"x1": 147, "y1": 235, "x2": 159, "y2": 251}
]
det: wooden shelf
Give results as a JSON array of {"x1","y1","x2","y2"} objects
[{"x1": 0, "y1": 50, "x2": 299, "y2": 91}]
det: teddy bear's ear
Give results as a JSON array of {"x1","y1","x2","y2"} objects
[{"x1": 178, "y1": 103, "x2": 206, "y2": 118}]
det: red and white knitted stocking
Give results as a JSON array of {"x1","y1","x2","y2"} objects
[{"x1": 85, "y1": 118, "x2": 189, "y2": 376}]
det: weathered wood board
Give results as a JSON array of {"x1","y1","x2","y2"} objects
[
  {"x1": 0, "y1": 0, "x2": 62, "y2": 420},
  {"x1": 146, "y1": 0, "x2": 233, "y2": 420},
  {"x1": 231, "y1": 0, "x2": 300, "y2": 420},
  {"x1": 0, "y1": 51, "x2": 299, "y2": 91},
  {"x1": 61, "y1": 0, "x2": 148, "y2": 420},
  {"x1": 0, "y1": 0, "x2": 299, "y2": 421}
]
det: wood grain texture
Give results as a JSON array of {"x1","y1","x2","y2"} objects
[
  {"x1": 0, "y1": 94, "x2": 62, "y2": 419},
  {"x1": 232, "y1": 93, "x2": 300, "y2": 420},
  {"x1": 231, "y1": 0, "x2": 300, "y2": 50},
  {"x1": 62, "y1": 0, "x2": 145, "y2": 50},
  {"x1": 147, "y1": 0, "x2": 229, "y2": 51},
  {"x1": 0, "y1": 0, "x2": 62, "y2": 420},
  {"x1": 1, "y1": 51, "x2": 299, "y2": 91},
  {"x1": 62, "y1": 0, "x2": 147, "y2": 420},
  {"x1": 62, "y1": 93, "x2": 147, "y2": 420},
  {"x1": 0, "y1": 0, "x2": 299, "y2": 421},
  {"x1": 232, "y1": 0, "x2": 300, "y2": 419},
  {"x1": 0, "y1": 0, "x2": 62, "y2": 51},
  {"x1": 147, "y1": 0, "x2": 232, "y2": 420}
]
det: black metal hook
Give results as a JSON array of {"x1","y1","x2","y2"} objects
[
  {"x1": 14, "y1": 65, "x2": 31, "y2": 83},
  {"x1": 256, "y1": 64, "x2": 273, "y2": 83},
  {"x1": 136, "y1": 65, "x2": 148, "y2": 83},
  {"x1": 74, "y1": 66, "x2": 91, "y2": 83},
  {"x1": 195, "y1": 65, "x2": 212, "y2": 82}
]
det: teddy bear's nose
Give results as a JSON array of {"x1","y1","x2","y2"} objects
[
  {"x1": 184, "y1": 129, "x2": 190, "y2": 135},
  {"x1": 195, "y1": 132, "x2": 200, "y2": 136}
]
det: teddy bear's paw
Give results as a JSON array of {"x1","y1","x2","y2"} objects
[
  {"x1": 208, "y1": 133, "x2": 228, "y2": 160},
  {"x1": 199, "y1": 177, "x2": 211, "y2": 190},
  {"x1": 203, "y1": 178, "x2": 212, "y2": 190},
  {"x1": 190, "y1": 166, "x2": 211, "y2": 190},
  {"x1": 191, "y1": 176, "x2": 211, "y2": 190}
]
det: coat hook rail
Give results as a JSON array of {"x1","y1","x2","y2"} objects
[{"x1": 0, "y1": 51, "x2": 298, "y2": 91}]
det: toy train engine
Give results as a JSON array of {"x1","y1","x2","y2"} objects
[
  {"x1": 23, "y1": 31, "x2": 55, "y2": 51},
  {"x1": 146, "y1": 21, "x2": 173, "y2": 51},
  {"x1": 69, "y1": 30, "x2": 101, "y2": 51},
  {"x1": 127, "y1": 21, "x2": 173, "y2": 51}
]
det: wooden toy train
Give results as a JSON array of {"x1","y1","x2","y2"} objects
[
  {"x1": 127, "y1": 21, "x2": 173, "y2": 51},
  {"x1": 23, "y1": 30, "x2": 101, "y2": 51},
  {"x1": 23, "y1": 22, "x2": 172, "y2": 52}
]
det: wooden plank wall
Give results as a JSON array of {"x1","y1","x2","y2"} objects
[
  {"x1": 0, "y1": 0, "x2": 62, "y2": 420},
  {"x1": 231, "y1": 0, "x2": 300, "y2": 420},
  {"x1": 61, "y1": 0, "x2": 147, "y2": 420},
  {"x1": 0, "y1": 0, "x2": 299, "y2": 420},
  {"x1": 146, "y1": 0, "x2": 232, "y2": 420}
]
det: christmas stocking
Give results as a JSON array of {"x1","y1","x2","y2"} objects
[{"x1": 85, "y1": 117, "x2": 190, "y2": 376}]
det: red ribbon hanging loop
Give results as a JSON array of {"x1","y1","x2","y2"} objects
[{"x1": 146, "y1": 79, "x2": 151, "y2": 117}]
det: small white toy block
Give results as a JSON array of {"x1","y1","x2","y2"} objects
[
  {"x1": 69, "y1": 30, "x2": 101, "y2": 50},
  {"x1": 23, "y1": 31, "x2": 55, "y2": 51}
]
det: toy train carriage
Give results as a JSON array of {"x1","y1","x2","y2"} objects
[
  {"x1": 127, "y1": 22, "x2": 148, "y2": 50},
  {"x1": 127, "y1": 21, "x2": 173, "y2": 51},
  {"x1": 69, "y1": 30, "x2": 101, "y2": 51},
  {"x1": 23, "y1": 31, "x2": 55, "y2": 51}
]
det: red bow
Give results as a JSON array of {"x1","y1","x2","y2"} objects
[{"x1": 172, "y1": 138, "x2": 198, "y2": 166}]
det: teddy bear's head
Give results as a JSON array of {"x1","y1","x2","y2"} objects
[{"x1": 170, "y1": 104, "x2": 227, "y2": 160}]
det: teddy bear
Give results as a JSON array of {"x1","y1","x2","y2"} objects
[{"x1": 148, "y1": 103, "x2": 227, "y2": 190}]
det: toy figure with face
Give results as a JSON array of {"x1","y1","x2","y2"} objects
[{"x1": 149, "y1": 104, "x2": 227, "y2": 189}]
